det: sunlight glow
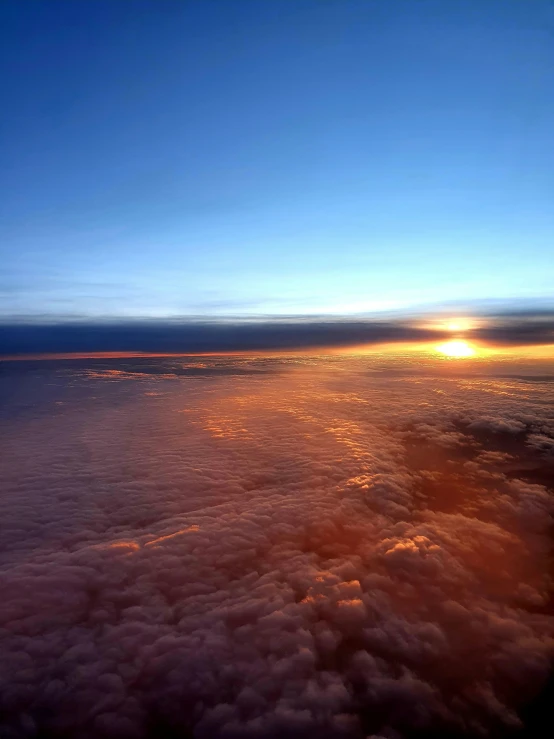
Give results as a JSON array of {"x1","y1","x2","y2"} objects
[
  {"x1": 436, "y1": 339, "x2": 476, "y2": 358},
  {"x1": 415, "y1": 316, "x2": 477, "y2": 335},
  {"x1": 444, "y1": 317, "x2": 473, "y2": 333}
]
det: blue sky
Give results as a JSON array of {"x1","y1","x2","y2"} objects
[{"x1": 1, "y1": 0, "x2": 553, "y2": 320}]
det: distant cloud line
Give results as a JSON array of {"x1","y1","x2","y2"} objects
[{"x1": 0, "y1": 311, "x2": 553, "y2": 356}]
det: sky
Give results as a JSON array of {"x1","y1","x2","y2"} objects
[{"x1": 2, "y1": 0, "x2": 554, "y2": 321}]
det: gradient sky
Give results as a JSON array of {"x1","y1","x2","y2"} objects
[{"x1": 1, "y1": 0, "x2": 553, "y2": 320}]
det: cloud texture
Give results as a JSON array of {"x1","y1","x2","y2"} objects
[{"x1": 0, "y1": 355, "x2": 553, "y2": 738}]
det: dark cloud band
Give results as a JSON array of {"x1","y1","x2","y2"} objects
[
  {"x1": 0, "y1": 320, "x2": 441, "y2": 355},
  {"x1": 1, "y1": 311, "x2": 554, "y2": 356}
]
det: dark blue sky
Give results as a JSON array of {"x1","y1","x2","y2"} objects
[{"x1": 2, "y1": 0, "x2": 553, "y2": 319}]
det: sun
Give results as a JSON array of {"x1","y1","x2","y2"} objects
[{"x1": 436, "y1": 339, "x2": 476, "y2": 358}]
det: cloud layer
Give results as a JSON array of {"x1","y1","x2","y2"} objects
[
  {"x1": 0, "y1": 355, "x2": 553, "y2": 738},
  {"x1": 1, "y1": 308, "x2": 554, "y2": 356}
]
